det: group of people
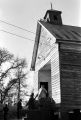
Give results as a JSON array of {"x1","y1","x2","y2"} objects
[
  {"x1": 3, "y1": 85, "x2": 56, "y2": 120},
  {"x1": 3, "y1": 99, "x2": 22, "y2": 120},
  {"x1": 26, "y1": 85, "x2": 56, "y2": 120}
]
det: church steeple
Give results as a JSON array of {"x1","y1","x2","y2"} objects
[{"x1": 44, "y1": 9, "x2": 62, "y2": 25}]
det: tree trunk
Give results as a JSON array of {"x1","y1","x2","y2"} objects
[{"x1": 18, "y1": 78, "x2": 20, "y2": 101}]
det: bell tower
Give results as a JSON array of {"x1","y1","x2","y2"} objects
[{"x1": 44, "y1": 6, "x2": 62, "y2": 25}]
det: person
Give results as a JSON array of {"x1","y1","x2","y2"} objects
[
  {"x1": 17, "y1": 99, "x2": 22, "y2": 119},
  {"x1": 48, "y1": 97, "x2": 56, "y2": 120},
  {"x1": 26, "y1": 92, "x2": 35, "y2": 110},
  {"x1": 38, "y1": 85, "x2": 47, "y2": 100},
  {"x1": 39, "y1": 92, "x2": 56, "y2": 120},
  {"x1": 3, "y1": 104, "x2": 9, "y2": 120}
]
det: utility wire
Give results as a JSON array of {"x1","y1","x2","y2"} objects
[
  {"x1": 0, "y1": 19, "x2": 45, "y2": 38},
  {"x1": 0, "y1": 29, "x2": 34, "y2": 42},
  {"x1": 0, "y1": 19, "x2": 55, "y2": 47},
  {"x1": 0, "y1": 20, "x2": 56, "y2": 60},
  {"x1": 0, "y1": 19, "x2": 36, "y2": 35},
  {"x1": 0, "y1": 29, "x2": 54, "y2": 47},
  {"x1": 0, "y1": 29, "x2": 56, "y2": 60}
]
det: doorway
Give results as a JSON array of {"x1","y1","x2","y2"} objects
[{"x1": 40, "y1": 82, "x2": 48, "y2": 92}]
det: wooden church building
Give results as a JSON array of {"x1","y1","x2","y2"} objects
[{"x1": 31, "y1": 9, "x2": 81, "y2": 119}]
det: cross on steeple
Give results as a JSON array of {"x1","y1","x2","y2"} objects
[{"x1": 50, "y1": 2, "x2": 53, "y2": 10}]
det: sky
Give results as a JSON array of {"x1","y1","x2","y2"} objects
[{"x1": 0, "y1": 0, "x2": 81, "y2": 69}]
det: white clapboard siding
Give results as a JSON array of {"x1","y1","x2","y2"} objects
[
  {"x1": 35, "y1": 26, "x2": 56, "y2": 71},
  {"x1": 51, "y1": 45, "x2": 61, "y2": 103}
]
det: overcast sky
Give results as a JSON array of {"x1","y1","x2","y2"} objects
[{"x1": 0, "y1": 0, "x2": 81, "y2": 68}]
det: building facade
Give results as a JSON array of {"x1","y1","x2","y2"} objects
[{"x1": 31, "y1": 9, "x2": 81, "y2": 119}]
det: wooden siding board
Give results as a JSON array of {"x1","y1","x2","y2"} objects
[
  {"x1": 60, "y1": 43, "x2": 81, "y2": 52},
  {"x1": 51, "y1": 45, "x2": 61, "y2": 103},
  {"x1": 61, "y1": 64, "x2": 81, "y2": 72},
  {"x1": 59, "y1": 43, "x2": 81, "y2": 110},
  {"x1": 35, "y1": 25, "x2": 56, "y2": 70},
  {"x1": 60, "y1": 51, "x2": 81, "y2": 66},
  {"x1": 36, "y1": 26, "x2": 52, "y2": 65},
  {"x1": 35, "y1": 43, "x2": 57, "y2": 71},
  {"x1": 61, "y1": 70, "x2": 81, "y2": 79}
]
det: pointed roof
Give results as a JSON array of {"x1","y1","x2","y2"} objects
[
  {"x1": 40, "y1": 20, "x2": 81, "y2": 43},
  {"x1": 31, "y1": 20, "x2": 81, "y2": 70}
]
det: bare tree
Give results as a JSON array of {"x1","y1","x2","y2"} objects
[
  {"x1": 0, "y1": 48, "x2": 13, "y2": 103},
  {"x1": 0, "y1": 48, "x2": 28, "y2": 104},
  {"x1": 2, "y1": 58, "x2": 27, "y2": 103},
  {"x1": 0, "y1": 49, "x2": 13, "y2": 82},
  {"x1": 12, "y1": 58, "x2": 27, "y2": 101},
  {"x1": 0, "y1": 48, "x2": 13, "y2": 66}
]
